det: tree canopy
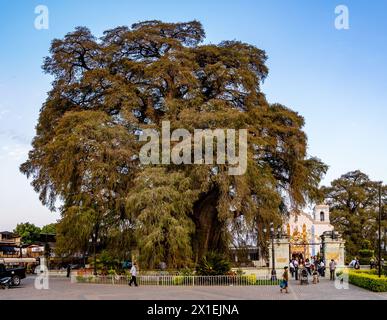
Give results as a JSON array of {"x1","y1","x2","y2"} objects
[
  {"x1": 21, "y1": 20, "x2": 327, "y2": 268},
  {"x1": 41, "y1": 223, "x2": 57, "y2": 234},
  {"x1": 322, "y1": 170, "x2": 387, "y2": 258},
  {"x1": 14, "y1": 222, "x2": 41, "y2": 245}
]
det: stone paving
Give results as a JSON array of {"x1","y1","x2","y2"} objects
[{"x1": 1, "y1": 276, "x2": 386, "y2": 300}]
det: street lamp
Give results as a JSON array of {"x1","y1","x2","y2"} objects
[
  {"x1": 89, "y1": 234, "x2": 100, "y2": 276},
  {"x1": 263, "y1": 223, "x2": 282, "y2": 281}
]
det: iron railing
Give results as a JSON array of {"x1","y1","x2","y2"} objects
[{"x1": 72, "y1": 274, "x2": 279, "y2": 286}]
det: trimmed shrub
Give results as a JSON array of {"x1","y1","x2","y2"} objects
[
  {"x1": 240, "y1": 275, "x2": 256, "y2": 285},
  {"x1": 172, "y1": 276, "x2": 185, "y2": 285},
  {"x1": 256, "y1": 279, "x2": 280, "y2": 285},
  {"x1": 358, "y1": 249, "x2": 374, "y2": 265},
  {"x1": 348, "y1": 271, "x2": 387, "y2": 292}
]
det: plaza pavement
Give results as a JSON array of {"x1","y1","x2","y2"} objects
[{"x1": 1, "y1": 276, "x2": 386, "y2": 300}]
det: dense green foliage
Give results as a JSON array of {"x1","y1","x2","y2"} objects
[
  {"x1": 13, "y1": 222, "x2": 57, "y2": 244},
  {"x1": 21, "y1": 20, "x2": 327, "y2": 268},
  {"x1": 348, "y1": 271, "x2": 387, "y2": 292},
  {"x1": 41, "y1": 223, "x2": 57, "y2": 234},
  {"x1": 14, "y1": 223, "x2": 41, "y2": 244},
  {"x1": 322, "y1": 170, "x2": 387, "y2": 259},
  {"x1": 358, "y1": 249, "x2": 374, "y2": 265}
]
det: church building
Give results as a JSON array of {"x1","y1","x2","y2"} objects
[{"x1": 285, "y1": 204, "x2": 334, "y2": 259}]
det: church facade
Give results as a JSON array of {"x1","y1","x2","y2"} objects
[
  {"x1": 285, "y1": 204, "x2": 334, "y2": 259},
  {"x1": 230, "y1": 204, "x2": 345, "y2": 268}
]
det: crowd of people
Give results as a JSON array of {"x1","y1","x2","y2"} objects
[
  {"x1": 288, "y1": 256, "x2": 331, "y2": 281},
  {"x1": 280, "y1": 256, "x2": 338, "y2": 293}
]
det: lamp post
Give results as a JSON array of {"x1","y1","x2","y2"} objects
[
  {"x1": 263, "y1": 223, "x2": 282, "y2": 281},
  {"x1": 89, "y1": 234, "x2": 100, "y2": 276}
]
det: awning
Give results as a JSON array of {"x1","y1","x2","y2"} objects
[
  {"x1": 0, "y1": 246, "x2": 17, "y2": 252},
  {"x1": 1, "y1": 258, "x2": 38, "y2": 264}
]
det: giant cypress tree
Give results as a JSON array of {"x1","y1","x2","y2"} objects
[{"x1": 21, "y1": 21, "x2": 327, "y2": 268}]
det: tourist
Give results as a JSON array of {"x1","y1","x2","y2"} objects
[
  {"x1": 129, "y1": 262, "x2": 138, "y2": 287},
  {"x1": 319, "y1": 260, "x2": 325, "y2": 277},
  {"x1": 348, "y1": 257, "x2": 356, "y2": 268},
  {"x1": 354, "y1": 258, "x2": 360, "y2": 270},
  {"x1": 66, "y1": 264, "x2": 71, "y2": 278},
  {"x1": 280, "y1": 266, "x2": 289, "y2": 294},
  {"x1": 305, "y1": 259, "x2": 312, "y2": 275},
  {"x1": 289, "y1": 260, "x2": 295, "y2": 278},
  {"x1": 370, "y1": 257, "x2": 376, "y2": 269},
  {"x1": 314, "y1": 256, "x2": 319, "y2": 269},
  {"x1": 294, "y1": 259, "x2": 299, "y2": 280},
  {"x1": 329, "y1": 259, "x2": 337, "y2": 281},
  {"x1": 349, "y1": 257, "x2": 360, "y2": 269}
]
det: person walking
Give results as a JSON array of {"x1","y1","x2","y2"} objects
[
  {"x1": 329, "y1": 259, "x2": 337, "y2": 281},
  {"x1": 280, "y1": 266, "x2": 289, "y2": 294},
  {"x1": 66, "y1": 264, "x2": 71, "y2": 278},
  {"x1": 129, "y1": 262, "x2": 138, "y2": 287}
]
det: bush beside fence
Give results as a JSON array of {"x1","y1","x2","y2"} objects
[{"x1": 73, "y1": 274, "x2": 280, "y2": 286}]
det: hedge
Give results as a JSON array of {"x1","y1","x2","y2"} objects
[{"x1": 348, "y1": 271, "x2": 387, "y2": 292}]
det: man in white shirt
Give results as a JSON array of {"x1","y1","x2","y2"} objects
[
  {"x1": 348, "y1": 258, "x2": 356, "y2": 268},
  {"x1": 319, "y1": 260, "x2": 325, "y2": 277},
  {"x1": 129, "y1": 262, "x2": 138, "y2": 287}
]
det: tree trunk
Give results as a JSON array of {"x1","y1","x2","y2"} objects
[{"x1": 192, "y1": 187, "x2": 227, "y2": 263}]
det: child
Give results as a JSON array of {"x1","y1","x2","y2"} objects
[
  {"x1": 312, "y1": 268, "x2": 319, "y2": 284},
  {"x1": 280, "y1": 266, "x2": 289, "y2": 293}
]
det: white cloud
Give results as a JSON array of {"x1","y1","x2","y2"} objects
[
  {"x1": 0, "y1": 108, "x2": 10, "y2": 120},
  {"x1": 0, "y1": 144, "x2": 29, "y2": 161}
]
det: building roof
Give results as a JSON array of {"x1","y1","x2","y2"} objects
[{"x1": 0, "y1": 231, "x2": 20, "y2": 238}]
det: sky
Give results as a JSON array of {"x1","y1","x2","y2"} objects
[{"x1": 0, "y1": 0, "x2": 386, "y2": 231}]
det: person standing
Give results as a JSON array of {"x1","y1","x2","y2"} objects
[
  {"x1": 289, "y1": 260, "x2": 295, "y2": 278},
  {"x1": 305, "y1": 259, "x2": 312, "y2": 275},
  {"x1": 370, "y1": 257, "x2": 375, "y2": 269},
  {"x1": 294, "y1": 259, "x2": 299, "y2": 280},
  {"x1": 129, "y1": 262, "x2": 138, "y2": 287},
  {"x1": 319, "y1": 260, "x2": 325, "y2": 277},
  {"x1": 354, "y1": 258, "x2": 360, "y2": 270},
  {"x1": 329, "y1": 259, "x2": 337, "y2": 281}
]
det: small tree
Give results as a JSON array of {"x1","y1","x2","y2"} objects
[{"x1": 196, "y1": 252, "x2": 231, "y2": 275}]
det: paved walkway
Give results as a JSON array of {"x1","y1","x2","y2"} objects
[{"x1": 1, "y1": 276, "x2": 386, "y2": 300}]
